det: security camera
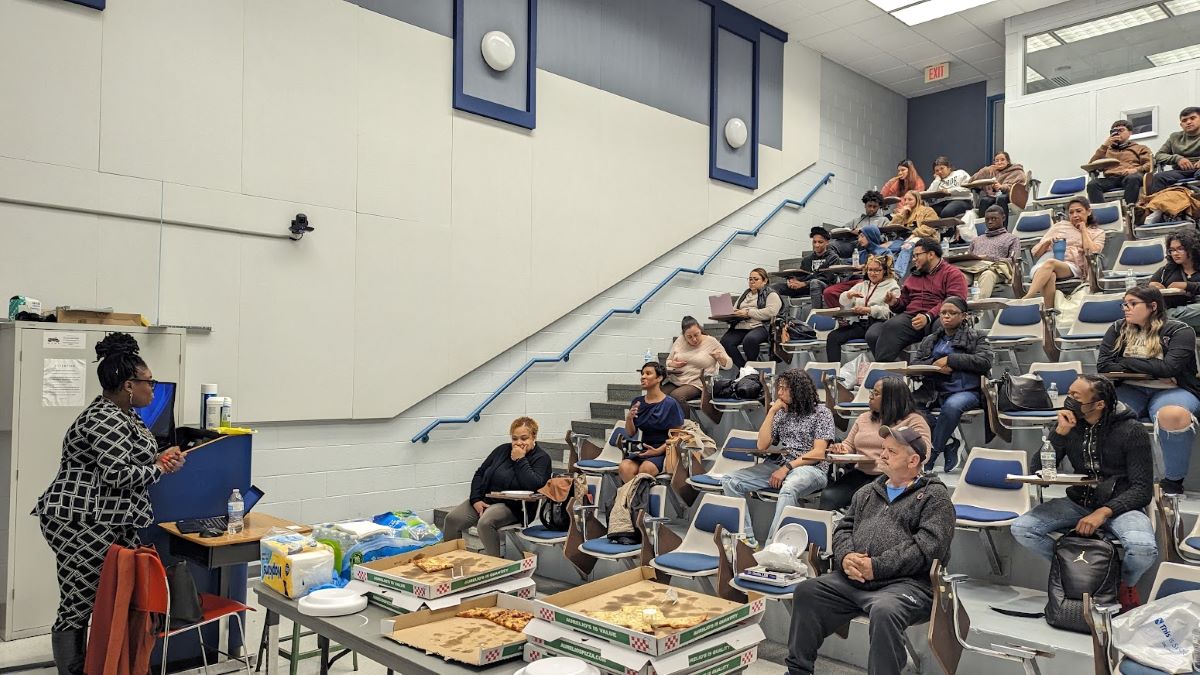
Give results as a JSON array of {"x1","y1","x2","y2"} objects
[{"x1": 289, "y1": 213, "x2": 314, "y2": 241}]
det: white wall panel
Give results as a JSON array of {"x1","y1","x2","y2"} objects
[
  {"x1": 96, "y1": 218, "x2": 161, "y2": 318},
  {"x1": 0, "y1": 0, "x2": 102, "y2": 170},
  {"x1": 0, "y1": 204, "x2": 99, "y2": 309},
  {"x1": 98, "y1": 0, "x2": 243, "y2": 192},
  {"x1": 1005, "y1": 92, "x2": 1094, "y2": 185},
  {"x1": 236, "y1": 209, "x2": 357, "y2": 421},
  {"x1": 242, "y1": 0, "x2": 358, "y2": 210},
  {"x1": 353, "y1": 214, "x2": 455, "y2": 419},
  {"x1": 1094, "y1": 71, "x2": 1193, "y2": 151},
  {"x1": 158, "y1": 226, "x2": 243, "y2": 425},
  {"x1": 0, "y1": 156, "x2": 161, "y2": 221},
  {"x1": 356, "y1": 9, "x2": 453, "y2": 225}
]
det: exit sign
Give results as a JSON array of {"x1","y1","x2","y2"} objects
[{"x1": 924, "y1": 62, "x2": 950, "y2": 83}]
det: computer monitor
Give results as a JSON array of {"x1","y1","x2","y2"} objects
[{"x1": 135, "y1": 381, "x2": 176, "y2": 449}]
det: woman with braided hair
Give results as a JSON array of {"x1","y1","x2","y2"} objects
[{"x1": 34, "y1": 333, "x2": 185, "y2": 675}]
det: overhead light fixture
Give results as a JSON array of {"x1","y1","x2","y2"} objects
[
  {"x1": 1025, "y1": 67, "x2": 1044, "y2": 83},
  {"x1": 891, "y1": 0, "x2": 1000, "y2": 26},
  {"x1": 1148, "y1": 44, "x2": 1200, "y2": 66},
  {"x1": 1025, "y1": 32, "x2": 1063, "y2": 53},
  {"x1": 1165, "y1": 0, "x2": 1200, "y2": 16},
  {"x1": 1053, "y1": 5, "x2": 1167, "y2": 43},
  {"x1": 867, "y1": 0, "x2": 920, "y2": 11}
]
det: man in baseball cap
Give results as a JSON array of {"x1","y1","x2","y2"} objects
[{"x1": 786, "y1": 425, "x2": 955, "y2": 675}]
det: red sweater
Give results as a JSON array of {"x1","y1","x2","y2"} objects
[{"x1": 892, "y1": 260, "x2": 968, "y2": 317}]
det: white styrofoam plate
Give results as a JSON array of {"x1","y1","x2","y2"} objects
[
  {"x1": 773, "y1": 523, "x2": 810, "y2": 553},
  {"x1": 298, "y1": 588, "x2": 368, "y2": 617}
]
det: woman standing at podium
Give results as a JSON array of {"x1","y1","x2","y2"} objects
[{"x1": 33, "y1": 333, "x2": 185, "y2": 675}]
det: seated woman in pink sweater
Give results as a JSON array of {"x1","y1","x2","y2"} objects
[
  {"x1": 664, "y1": 316, "x2": 732, "y2": 414},
  {"x1": 818, "y1": 376, "x2": 930, "y2": 510}
]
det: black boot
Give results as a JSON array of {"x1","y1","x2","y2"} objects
[{"x1": 51, "y1": 628, "x2": 87, "y2": 675}]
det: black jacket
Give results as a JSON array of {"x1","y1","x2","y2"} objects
[
  {"x1": 1098, "y1": 318, "x2": 1200, "y2": 398},
  {"x1": 911, "y1": 323, "x2": 993, "y2": 394},
  {"x1": 468, "y1": 443, "x2": 553, "y2": 519},
  {"x1": 789, "y1": 249, "x2": 844, "y2": 285},
  {"x1": 1150, "y1": 263, "x2": 1200, "y2": 308},
  {"x1": 832, "y1": 475, "x2": 956, "y2": 591},
  {"x1": 1032, "y1": 405, "x2": 1152, "y2": 517}
]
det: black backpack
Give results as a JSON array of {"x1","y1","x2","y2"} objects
[
  {"x1": 1045, "y1": 532, "x2": 1121, "y2": 633},
  {"x1": 996, "y1": 372, "x2": 1054, "y2": 412},
  {"x1": 537, "y1": 474, "x2": 581, "y2": 532}
]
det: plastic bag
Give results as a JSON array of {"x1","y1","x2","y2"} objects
[
  {"x1": 260, "y1": 528, "x2": 335, "y2": 598},
  {"x1": 839, "y1": 354, "x2": 870, "y2": 388},
  {"x1": 753, "y1": 543, "x2": 807, "y2": 574},
  {"x1": 315, "y1": 515, "x2": 443, "y2": 580},
  {"x1": 373, "y1": 509, "x2": 443, "y2": 542},
  {"x1": 1112, "y1": 590, "x2": 1200, "y2": 674}
]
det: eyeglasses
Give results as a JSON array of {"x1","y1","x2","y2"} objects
[
  {"x1": 129, "y1": 378, "x2": 159, "y2": 387},
  {"x1": 1169, "y1": 247, "x2": 1186, "y2": 253},
  {"x1": 868, "y1": 389, "x2": 880, "y2": 399},
  {"x1": 1121, "y1": 301, "x2": 1145, "y2": 309}
]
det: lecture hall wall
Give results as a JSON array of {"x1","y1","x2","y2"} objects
[
  {"x1": 1003, "y1": 0, "x2": 1200, "y2": 183},
  {"x1": 0, "y1": 0, "x2": 820, "y2": 425}
]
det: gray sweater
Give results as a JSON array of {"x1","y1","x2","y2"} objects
[{"x1": 832, "y1": 475, "x2": 956, "y2": 591}]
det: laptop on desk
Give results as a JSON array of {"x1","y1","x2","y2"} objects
[
  {"x1": 175, "y1": 485, "x2": 265, "y2": 534},
  {"x1": 709, "y1": 293, "x2": 739, "y2": 320}
]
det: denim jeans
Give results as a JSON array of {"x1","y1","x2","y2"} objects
[
  {"x1": 1169, "y1": 303, "x2": 1200, "y2": 330},
  {"x1": 1117, "y1": 384, "x2": 1200, "y2": 481},
  {"x1": 922, "y1": 390, "x2": 982, "y2": 470},
  {"x1": 722, "y1": 462, "x2": 827, "y2": 540},
  {"x1": 1010, "y1": 497, "x2": 1158, "y2": 585}
]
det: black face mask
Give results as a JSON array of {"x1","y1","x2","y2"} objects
[{"x1": 1063, "y1": 397, "x2": 1099, "y2": 417}]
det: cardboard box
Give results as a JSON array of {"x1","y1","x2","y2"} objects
[
  {"x1": 532, "y1": 567, "x2": 765, "y2": 656},
  {"x1": 55, "y1": 307, "x2": 147, "y2": 326},
  {"x1": 356, "y1": 575, "x2": 535, "y2": 614},
  {"x1": 381, "y1": 592, "x2": 533, "y2": 666},
  {"x1": 352, "y1": 539, "x2": 536, "y2": 599},
  {"x1": 524, "y1": 620, "x2": 763, "y2": 675}
]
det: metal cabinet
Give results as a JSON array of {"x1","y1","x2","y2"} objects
[{"x1": 0, "y1": 323, "x2": 184, "y2": 639}]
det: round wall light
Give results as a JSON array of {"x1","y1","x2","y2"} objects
[
  {"x1": 724, "y1": 117, "x2": 748, "y2": 149},
  {"x1": 481, "y1": 31, "x2": 516, "y2": 72}
]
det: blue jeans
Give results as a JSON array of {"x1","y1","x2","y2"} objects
[
  {"x1": 722, "y1": 462, "x2": 827, "y2": 540},
  {"x1": 1010, "y1": 498, "x2": 1158, "y2": 585},
  {"x1": 922, "y1": 390, "x2": 981, "y2": 469},
  {"x1": 1117, "y1": 384, "x2": 1200, "y2": 481}
]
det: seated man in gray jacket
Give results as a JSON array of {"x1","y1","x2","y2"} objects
[{"x1": 786, "y1": 425, "x2": 956, "y2": 675}]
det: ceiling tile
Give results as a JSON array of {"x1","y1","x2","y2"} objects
[
  {"x1": 802, "y1": 28, "x2": 864, "y2": 58},
  {"x1": 846, "y1": 50, "x2": 904, "y2": 75},
  {"x1": 951, "y1": 42, "x2": 1005, "y2": 64},
  {"x1": 910, "y1": 13, "x2": 975, "y2": 41},
  {"x1": 754, "y1": 1, "x2": 811, "y2": 26},
  {"x1": 783, "y1": 12, "x2": 840, "y2": 41},
  {"x1": 872, "y1": 65, "x2": 924, "y2": 84},
  {"x1": 891, "y1": 40, "x2": 950, "y2": 64},
  {"x1": 815, "y1": 0, "x2": 886, "y2": 30}
]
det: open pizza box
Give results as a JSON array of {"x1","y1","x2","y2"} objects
[
  {"x1": 349, "y1": 575, "x2": 535, "y2": 614},
  {"x1": 380, "y1": 592, "x2": 533, "y2": 666},
  {"x1": 532, "y1": 567, "x2": 765, "y2": 656},
  {"x1": 352, "y1": 539, "x2": 536, "y2": 600},
  {"x1": 524, "y1": 619, "x2": 763, "y2": 675}
]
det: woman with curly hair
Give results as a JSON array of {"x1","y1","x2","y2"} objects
[
  {"x1": 1150, "y1": 229, "x2": 1200, "y2": 328},
  {"x1": 721, "y1": 369, "x2": 835, "y2": 546},
  {"x1": 34, "y1": 333, "x2": 185, "y2": 675},
  {"x1": 1099, "y1": 285, "x2": 1200, "y2": 495}
]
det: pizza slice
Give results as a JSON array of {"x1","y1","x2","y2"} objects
[
  {"x1": 456, "y1": 607, "x2": 503, "y2": 621},
  {"x1": 652, "y1": 613, "x2": 708, "y2": 630},
  {"x1": 413, "y1": 556, "x2": 454, "y2": 573},
  {"x1": 494, "y1": 609, "x2": 534, "y2": 632}
]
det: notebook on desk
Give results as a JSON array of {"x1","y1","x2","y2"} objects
[{"x1": 175, "y1": 484, "x2": 265, "y2": 534}]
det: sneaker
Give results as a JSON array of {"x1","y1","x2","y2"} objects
[
  {"x1": 1119, "y1": 582, "x2": 1142, "y2": 612},
  {"x1": 943, "y1": 438, "x2": 962, "y2": 472},
  {"x1": 1160, "y1": 478, "x2": 1185, "y2": 495}
]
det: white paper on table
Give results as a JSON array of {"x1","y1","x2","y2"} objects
[{"x1": 42, "y1": 358, "x2": 85, "y2": 407}]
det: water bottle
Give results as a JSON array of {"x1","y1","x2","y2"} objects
[
  {"x1": 1192, "y1": 624, "x2": 1200, "y2": 670},
  {"x1": 227, "y1": 489, "x2": 244, "y2": 535},
  {"x1": 941, "y1": 236, "x2": 951, "y2": 252},
  {"x1": 852, "y1": 247, "x2": 861, "y2": 265},
  {"x1": 1048, "y1": 382, "x2": 1059, "y2": 401},
  {"x1": 970, "y1": 281, "x2": 980, "y2": 300},
  {"x1": 643, "y1": 347, "x2": 654, "y2": 365},
  {"x1": 1040, "y1": 429, "x2": 1057, "y2": 480},
  {"x1": 1125, "y1": 269, "x2": 1137, "y2": 290}
]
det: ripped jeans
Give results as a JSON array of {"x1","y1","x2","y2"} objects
[{"x1": 1117, "y1": 384, "x2": 1200, "y2": 481}]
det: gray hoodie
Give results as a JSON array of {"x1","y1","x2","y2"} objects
[{"x1": 832, "y1": 475, "x2": 956, "y2": 591}]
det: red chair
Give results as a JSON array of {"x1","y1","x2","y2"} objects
[{"x1": 133, "y1": 553, "x2": 254, "y2": 675}]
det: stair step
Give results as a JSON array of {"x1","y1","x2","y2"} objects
[
  {"x1": 607, "y1": 382, "x2": 642, "y2": 402},
  {"x1": 778, "y1": 257, "x2": 804, "y2": 270},
  {"x1": 590, "y1": 400, "x2": 626, "y2": 420},
  {"x1": 571, "y1": 418, "x2": 622, "y2": 441}
]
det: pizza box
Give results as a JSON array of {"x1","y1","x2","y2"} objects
[
  {"x1": 532, "y1": 567, "x2": 765, "y2": 656},
  {"x1": 354, "y1": 575, "x2": 535, "y2": 614},
  {"x1": 380, "y1": 592, "x2": 533, "y2": 666},
  {"x1": 352, "y1": 539, "x2": 536, "y2": 599},
  {"x1": 524, "y1": 619, "x2": 763, "y2": 675}
]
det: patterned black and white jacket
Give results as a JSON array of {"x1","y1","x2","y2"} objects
[{"x1": 33, "y1": 396, "x2": 162, "y2": 527}]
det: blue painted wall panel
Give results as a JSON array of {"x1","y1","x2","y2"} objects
[
  {"x1": 714, "y1": 28, "x2": 754, "y2": 178},
  {"x1": 461, "y1": 0, "x2": 529, "y2": 113},
  {"x1": 355, "y1": 0, "x2": 452, "y2": 36},
  {"x1": 759, "y1": 35, "x2": 783, "y2": 150}
]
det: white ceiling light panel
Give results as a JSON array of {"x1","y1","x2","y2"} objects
[
  {"x1": 1148, "y1": 44, "x2": 1200, "y2": 66},
  {"x1": 892, "y1": 0, "x2": 1001, "y2": 26},
  {"x1": 1025, "y1": 66, "x2": 1045, "y2": 83},
  {"x1": 867, "y1": 0, "x2": 920, "y2": 11},
  {"x1": 1025, "y1": 32, "x2": 1063, "y2": 53},
  {"x1": 1165, "y1": 0, "x2": 1200, "y2": 16},
  {"x1": 1053, "y1": 6, "x2": 1168, "y2": 43}
]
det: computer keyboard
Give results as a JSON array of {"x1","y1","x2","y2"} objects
[{"x1": 176, "y1": 516, "x2": 228, "y2": 534}]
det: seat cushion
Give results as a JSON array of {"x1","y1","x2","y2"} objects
[
  {"x1": 986, "y1": 335, "x2": 1038, "y2": 342},
  {"x1": 1119, "y1": 658, "x2": 1194, "y2": 674},
  {"x1": 576, "y1": 459, "x2": 618, "y2": 469},
  {"x1": 521, "y1": 525, "x2": 566, "y2": 541},
  {"x1": 654, "y1": 551, "x2": 719, "y2": 573},
  {"x1": 1001, "y1": 410, "x2": 1056, "y2": 418},
  {"x1": 1061, "y1": 333, "x2": 1106, "y2": 340},
  {"x1": 581, "y1": 538, "x2": 639, "y2": 556},
  {"x1": 1186, "y1": 536, "x2": 1200, "y2": 550},
  {"x1": 733, "y1": 578, "x2": 800, "y2": 596},
  {"x1": 955, "y1": 504, "x2": 1019, "y2": 522},
  {"x1": 690, "y1": 474, "x2": 722, "y2": 487}
]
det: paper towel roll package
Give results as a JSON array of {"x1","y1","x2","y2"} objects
[{"x1": 261, "y1": 531, "x2": 335, "y2": 598}]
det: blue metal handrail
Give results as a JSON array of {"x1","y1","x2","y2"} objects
[{"x1": 413, "y1": 171, "x2": 835, "y2": 442}]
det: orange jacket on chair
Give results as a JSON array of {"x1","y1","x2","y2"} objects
[{"x1": 86, "y1": 545, "x2": 159, "y2": 675}]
